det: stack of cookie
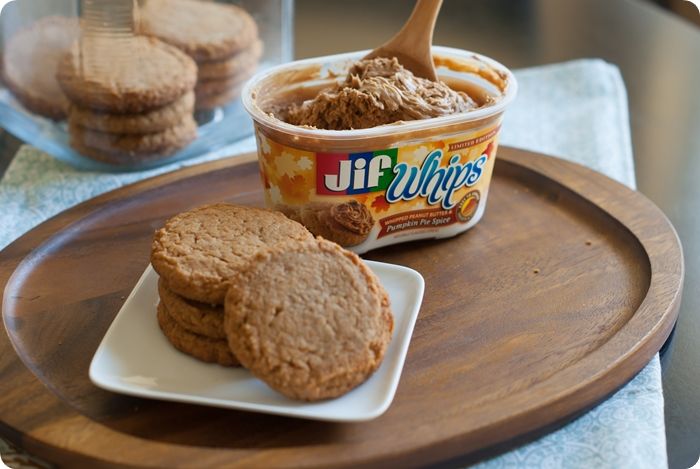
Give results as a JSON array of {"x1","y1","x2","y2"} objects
[
  {"x1": 150, "y1": 204, "x2": 313, "y2": 367},
  {"x1": 150, "y1": 203, "x2": 394, "y2": 401},
  {"x1": 2, "y1": 16, "x2": 79, "y2": 120},
  {"x1": 57, "y1": 36, "x2": 198, "y2": 164},
  {"x1": 138, "y1": 0, "x2": 261, "y2": 110}
]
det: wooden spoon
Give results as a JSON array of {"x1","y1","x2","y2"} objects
[{"x1": 363, "y1": 0, "x2": 443, "y2": 81}]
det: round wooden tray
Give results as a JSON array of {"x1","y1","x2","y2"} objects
[{"x1": 0, "y1": 148, "x2": 683, "y2": 468}]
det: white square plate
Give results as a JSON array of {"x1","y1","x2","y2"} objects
[{"x1": 90, "y1": 261, "x2": 424, "y2": 422}]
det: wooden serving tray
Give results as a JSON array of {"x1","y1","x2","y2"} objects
[{"x1": 0, "y1": 148, "x2": 683, "y2": 468}]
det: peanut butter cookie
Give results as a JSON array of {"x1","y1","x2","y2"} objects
[
  {"x1": 157, "y1": 302, "x2": 239, "y2": 367},
  {"x1": 224, "y1": 238, "x2": 393, "y2": 401},
  {"x1": 57, "y1": 36, "x2": 197, "y2": 113},
  {"x1": 69, "y1": 114, "x2": 197, "y2": 163},
  {"x1": 195, "y1": 82, "x2": 246, "y2": 111},
  {"x1": 158, "y1": 278, "x2": 225, "y2": 339},
  {"x1": 195, "y1": 68, "x2": 255, "y2": 100},
  {"x1": 69, "y1": 92, "x2": 195, "y2": 135},
  {"x1": 151, "y1": 204, "x2": 313, "y2": 304},
  {"x1": 139, "y1": 0, "x2": 258, "y2": 61},
  {"x1": 2, "y1": 16, "x2": 79, "y2": 119},
  {"x1": 197, "y1": 40, "x2": 263, "y2": 80}
]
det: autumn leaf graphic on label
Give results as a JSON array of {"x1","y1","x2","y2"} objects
[
  {"x1": 484, "y1": 142, "x2": 495, "y2": 159},
  {"x1": 278, "y1": 174, "x2": 310, "y2": 204},
  {"x1": 371, "y1": 194, "x2": 391, "y2": 213},
  {"x1": 276, "y1": 152, "x2": 300, "y2": 177},
  {"x1": 297, "y1": 156, "x2": 313, "y2": 171}
]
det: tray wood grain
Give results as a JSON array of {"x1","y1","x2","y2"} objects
[{"x1": 0, "y1": 147, "x2": 683, "y2": 468}]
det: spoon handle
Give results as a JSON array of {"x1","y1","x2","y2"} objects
[
  {"x1": 364, "y1": 0, "x2": 444, "y2": 81},
  {"x1": 395, "y1": 0, "x2": 443, "y2": 53}
]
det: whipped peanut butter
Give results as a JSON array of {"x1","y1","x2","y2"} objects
[
  {"x1": 281, "y1": 200, "x2": 374, "y2": 247},
  {"x1": 243, "y1": 48, "x2": 516, "y2": 253},
  {"x1": 276, "y1": 57, "x2": 480, "y2": 130}
]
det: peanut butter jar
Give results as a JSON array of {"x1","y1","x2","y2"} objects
[{"x1": 242, "y1": 46, "x2": 517, "y2": 254}]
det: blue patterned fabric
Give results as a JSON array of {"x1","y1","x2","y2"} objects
[{"x1": 0, "y1": 59, "x2": 666, "y2": 469}]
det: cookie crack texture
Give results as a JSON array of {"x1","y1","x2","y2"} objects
[
  {"x1": 224, "y1": 238, "x2": 393, "y2": 401},
  {"x1": 151, "y1": 204, "x2": 312, "y2": 304}
]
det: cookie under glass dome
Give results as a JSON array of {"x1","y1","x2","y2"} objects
[{"x1": 0, "y1": 0, "x2": 293, "y2": 171}]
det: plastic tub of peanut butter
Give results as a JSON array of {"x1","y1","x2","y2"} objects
[{"x1": 242, "y1": 46, "x2": 517, "y2": 254}]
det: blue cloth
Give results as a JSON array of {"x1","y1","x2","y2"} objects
[{"x1": 0, "y1": 59, "x2": 666, "y2": 469}]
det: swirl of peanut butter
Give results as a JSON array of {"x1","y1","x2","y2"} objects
[
  {"x1": 330, "y1": 201, "x2": 374, "y2": 235},
  {"x1": 281, "y1": 57, "x2": 478, "y2": 130}
]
